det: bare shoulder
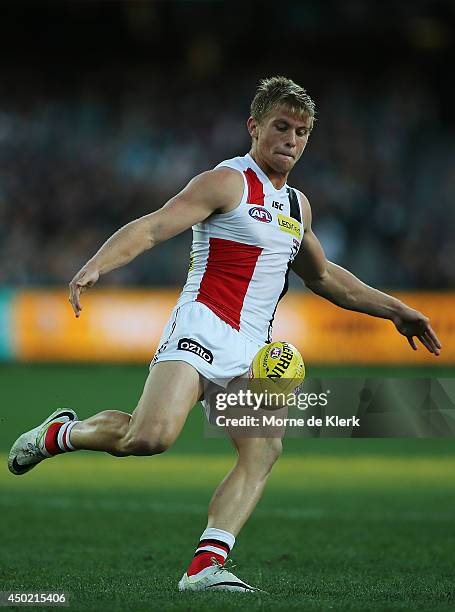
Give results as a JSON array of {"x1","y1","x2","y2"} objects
[
  {"x1": 183, "y1": 166, "x2": 244, "y2": 214},
  {"x1": 211, "y1": 165, "x2": 244, "y2": 186}
]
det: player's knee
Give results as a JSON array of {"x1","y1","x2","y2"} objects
[
  {"x1": 123, "y1": 436, "x2": 169, "y2": 456},
  {"x1": 265, "y1": 438, "x2": 283, "y2": 464},
  {"x1": 254, "y1": 438, "x2": 283, "y2": 473},
  {"x1": 238, "y1": 437, "x2": 283, "y2": 473}
]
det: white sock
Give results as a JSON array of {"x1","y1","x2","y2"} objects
[
  {"x1": 57, "y1": 420, "x2": 79, "y2": 452},
  {"x1": 200, "y1": 527, "x2": 235, "y2": 551}
]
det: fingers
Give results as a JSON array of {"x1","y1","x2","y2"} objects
[
  {"x1": 416, "y1": 321, "x2": 442, "y2": 356},
  {"x1": 408, "y1": 330, "x2": 441, "y2": 356},
  {"x1": 407, "y1": 336, "x2": 417, "y2": 351},
  {"x1": 397, "y1": 309, "x2": 442, "y2": 356},
  {"x1": 417, "y1": 333, "x2": 436, "y2": 355},
  {"x1": 425, "y1": 324, "x2": 442, "y2": 352},
  {"x1": 425, "y1": 332, "x2": 438, "y2": 353},
  {"x1": 69, "y1": 271, "x2": 87, "y2": 318},
  {"x1": 69, "y1": 281, "x2": 83, "y2": 318},
  {"x1": 68, "y1": 267, "x2": 99, "y2": 318}
]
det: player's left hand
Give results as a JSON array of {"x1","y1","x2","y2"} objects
[
  {"x1": 392, "y1": 307, "x2": 441, "y2": 355},
  {"x1": 69, "y1": 264, "x2": 100, "y2": 318}
]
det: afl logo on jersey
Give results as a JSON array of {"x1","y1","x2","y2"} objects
[{"x1": 249, "y1": 206, "x2": 272, "y2": 223}]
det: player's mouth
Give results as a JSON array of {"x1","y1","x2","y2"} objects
[{"x1": 275, "y1": 152, "x2": 294, "y2": 160}]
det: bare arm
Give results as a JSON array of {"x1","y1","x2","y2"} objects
[
  {"x1": 291, "y1": 193, "x2": 441, "y2": 355},
  {"x1": 69, "y1": 167, "x2": 243, "y2": 317}
]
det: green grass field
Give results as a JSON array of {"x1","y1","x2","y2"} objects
[{"x1": 1, "y1": 364, "x2": 455, "y2": 611}]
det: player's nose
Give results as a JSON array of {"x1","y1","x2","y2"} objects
[{"x1": 285, "y1": 130, "x2": 297, "y2": 147}]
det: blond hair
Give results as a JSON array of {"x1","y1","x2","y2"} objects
[{"x1": 250, "y1": 76, "x2": 316, "y2": 123}]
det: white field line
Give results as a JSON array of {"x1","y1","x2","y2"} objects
[{"x1": 0, "y1": 495, "x2": 453, "y2": 523}]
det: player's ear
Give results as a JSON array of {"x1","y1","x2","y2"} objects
[{"x1": 247, "y1": 116, "x2": 259, "y2": 140}]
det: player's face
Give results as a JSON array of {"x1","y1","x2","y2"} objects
[{"x1": 249, "y1": 106, "x2": 313, "y2": 176}]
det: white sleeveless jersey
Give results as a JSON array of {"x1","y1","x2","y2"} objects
[{"x1": 175, "y1": 153, "x2": 304, "y2": 344}]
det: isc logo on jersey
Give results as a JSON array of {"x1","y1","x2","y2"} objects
[{"x1": 249, "y1": 207, "x2": 272, "y2": 223}]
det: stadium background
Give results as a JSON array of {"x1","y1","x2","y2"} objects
[{"x1": 1, "y1": 1, "x2": 454, "y2": 610}]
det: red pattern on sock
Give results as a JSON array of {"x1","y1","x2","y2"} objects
[
  {"x1": 187, "y1": 551, "x2": 225, "y2": 576},
  {"x1": 199, "y1": 539, "x2": 230, "y2": 554},
  {"x1": 44, "y1": 422, "x2": 64, "y2": 456}
]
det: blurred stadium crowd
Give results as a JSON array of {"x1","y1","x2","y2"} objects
[{"x1": 1, "y1": 1, "x2": 454, "y2": 290}]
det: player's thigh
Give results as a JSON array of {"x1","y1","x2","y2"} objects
[{"x1": 129, "y1": 360, "x2": 203, "y2": 440}]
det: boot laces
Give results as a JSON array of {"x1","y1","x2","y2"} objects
[
  {"x1": 23, "y1": 443, "x2": 39, "y2": 457},
  {"x1": 210, "y1": 557, "x2": 237, "y2": 575}
]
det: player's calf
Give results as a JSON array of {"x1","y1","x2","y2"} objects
[
  {"x1": 70, "y1": 411, "x2": 177, "y2": 456},
  {"x1": 69, "y1": 410, "x2": 132, "y2": 455}
]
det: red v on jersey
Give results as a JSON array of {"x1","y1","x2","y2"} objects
[{"x1": 243, "y1": 168, "x2": 264, "y2": 205}]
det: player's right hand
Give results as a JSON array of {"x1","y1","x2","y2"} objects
[{"x1": 68, "y1": 265, "x2": 100, "y2": 318}]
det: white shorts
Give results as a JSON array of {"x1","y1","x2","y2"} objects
[{"x1": 151, "y1": 301, "x2": 264, "y2": 387}]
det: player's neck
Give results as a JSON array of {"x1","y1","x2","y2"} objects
[{"x1": 248, "y1": 150, "x2": 288, "y2": 190}]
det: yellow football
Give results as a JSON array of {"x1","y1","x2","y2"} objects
[{"x1": 248, "y1": 341, "x2": 305, "y2": 407}]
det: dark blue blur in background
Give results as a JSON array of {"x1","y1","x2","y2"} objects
[{"x1": 1, "y1": 0, "x2": 454, "y2": 289}]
